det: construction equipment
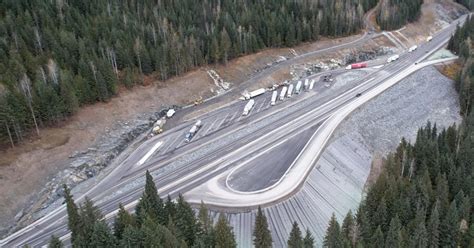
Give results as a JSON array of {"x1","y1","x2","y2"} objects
[{"x1": 194, "y1": 96, "x2": 203, "y2": 106}]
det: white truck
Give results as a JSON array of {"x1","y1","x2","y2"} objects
[
  {"x1": 280, "y1": 86, "x2": 287, "y2": 100},
  {"x1": 287, "y1": 84, "x2": 294, "y2": 98},
  {"x1": 387, "y1": 54, "x2": 399, "y2": 63},
  {"x1": 408, "y1": 45, "x2": 418, "y2": 52},
  {"x1": 309, "y1": 79, "x2": 315, "y2": 90},
  {"x1": 426, "y1": 36, "x2": 433, "y2": 42},
  {"x1": 295, "y1": 81, "x2": 302, "y2": 94},
  {"x1": 166, "y1": 109, "x2": 175, "y2": 118},
  {"x1": 185, "y1": 120, "x2": 202, "y2": 142},
  {"x1": 243, "y1": 88, "x2": 266, "y2": 100},
  {"x1": 242, "y1": 99, "x2": 255, "y2": 116},
  {"x1": 271, "y1": 91, "x2": 278, "y2": 106},
  {"x1": 304, "y1": 79, "x2": 309, "y2": 91}
]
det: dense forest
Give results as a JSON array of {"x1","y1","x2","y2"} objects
[
  {"x1": 0, "y1": 0, "x2": 374, "y2": 148},
  {"x1": 323, "y1": 16, "x2": 474, "y2": 247},
  {"x1": 376, "y1": 0, "x2": 423, "y2": 30},
  {"x1": 456, "y1": 0, "x2": 474, "y2": 10},
  {"x1": 47, "y1": 171, "x2": 314, "y2": 248}
]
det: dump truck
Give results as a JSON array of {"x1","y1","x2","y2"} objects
[
  {"x1": 271, "y1": 91, "x2": 278, "y2": 106},
  {"x1": 295, "y1": 81, "x2": 302, "y2": 94},
  {"x1": 280, "y1": 86, "x2": 287, "y2": 100},
  {"x1": 287, "y1": 84, "x2": 294, "y2": 98},
  {"x1": 345, "y1": 62, "x2": 367, "y2": 70},
  {"x1": 185, "y1": 120, "x2": 202, "y2": 142},
  {"x1": 242, "y1": 99, "x2": 255, "y2": 116},
  {"x1": 243, "y1": 88, "x2": 266, "y2": 100},
  {"x1": 149, "y1": 118, "x2": 167, "y2": 138}
]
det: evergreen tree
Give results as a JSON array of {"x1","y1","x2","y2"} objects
[
  {"x1": 63, "y1": 185, "x2": 82, "y2": 244},
  {"x1": 427, "y1": 201, "x2": 440, "y2": 248},
  {"x1": 135, "y1": 170, "x2": 164, "y2": 225},
  {"x1": 288, "y1": 221, "x2": 303, "y2": 248},
  {"x1": 175, "y1": 194, "x2": 197, "y2": 246},
  {"x1": 47, "y1": 236, "x2": 63, "y2": 248},
  {"x1": 120, "y1": 225, "x2": 144, "y2": 247},
  {"x1": 385, "y1": 216, "x2": 401, "y2": 248},
  {"x1": 324, "y1": 214, "x2": 342, "y2": 248},
  {"x1": 214, "y1": 213, "x2": 236, "y2": 248},
  {"x1": 303, "y1": 229, "x2": 315, "y2": 248},
  {"x1": 440, "y1": 201, "x2": 460, "y2": 247},
  {"x1": 89, "y1": 221, "x2": 117, "y2": 247},
  {"x1": 370, "y1": 226, "x2": 384, "y2": 247},
  {"x1": 113, "y1": 204, "x2": 136, "y2": 240},
  {"x1": 253, "y1": 206, "x2": 272, "y2": 248}
]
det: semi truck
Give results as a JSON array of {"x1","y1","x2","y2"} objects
[
  {"x1": 345, "y1": 62, "x2": 368, "y2": 70},
  {"x1": 242, "y1": 99, "x2": 255, "y2": 116},
  {"x1": 287, "y1": 84, "x2": 294, "y2": 98},
  {"x1": 271, "y1": 91, "x2": 278, "y2": 105},
  {"x1": 304, "y1": 79, "x2": 309, "y2": 91},
  {"x1": 243, "y1": 88, "x2": 266, "y2": 100},
  {"x1": 280, "y1": 86, "x2": 287, "y2": 100},
  {"x1": 185, "y1": 120, "x2": 202, "y2": 142},
  {"x1": 295, "y1": 81, "x2": 302, "y2": 94}
]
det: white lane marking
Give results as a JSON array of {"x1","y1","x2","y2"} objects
[
  {"x1": 256, "y1": 99, "x2": 266, "y2": 112},
  {"x1": 199, "y1": 118, "x2": 220, "y2": 137},
  {"x1": 137, "y1": 141, "x2": 163, "y2": 166}
]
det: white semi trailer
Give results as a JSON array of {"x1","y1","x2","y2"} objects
[
  {"x1": 287, "y1": 84, "x2": 294, "y2": 98},
  {"x1": 295, "y1": 81, "x2": 302, "y2": 94},
  {"x1": 280, "y1": 86, "x2": 287, "y2": 100},
  {"x1": 242, "y1": 99, "x2": 255, "y2": 116},
  {"x1": 271, "y1": 91, "x2": 278, "y2": 106}
]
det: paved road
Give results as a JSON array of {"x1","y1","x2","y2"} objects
[{"x1": 0, "y1": 15, "x2": 466, "y2": 247}]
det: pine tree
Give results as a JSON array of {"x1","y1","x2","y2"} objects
[
  {"x1": 253, "y1": 206, "x2": 272, "y2": 248},
  {"x1": 175, "y1": 194, "x2": 197, "y2": 246},
  {"x1": 385, "y1": 215, "x2": 401, "y2": 248},
  {"x1": 427, "y1": 201, "x2": 440, "y2": 248},
  {"x1": 135, "y1": 170, "x2": 164, "y2": 225},
  {"x1": 63, "y1": 185, "x2": 82, "y2": 244},
  {"x1": 47, "y1": 235, "x2": 63, "y2": 248},
  {"x1": 324, "y1": 214, "x2": 342, "y2": 248},
  {"x1": 341, "y1": 210, "x2": 355, "y2": 245},
  {"x1": 303, "y1": 229, "x2": 315, "y2": 248},
  {"x1": 371, "y1": 226, "x2": 384, "y2": 247},
  {"x1": 288, "y1": 221, "x2": 303, "y2": 248},
  {"x1": 89, "y1": 221, "x2": 117, "y2": 247},
  {"x1": 113, "y1": 204, "x2": 136, "y2": 239},
  {"x1": 195, "y1": 201, "x2": 215, "y2": 248},
  {"x1": 214, "y1": 213, "x2": 236, "y2": 248},
  {"x1": 440, "y1": 200, "x2": 460, "y2": 247},
  {"x1": 120, "y1": 225, "x2": 144, "y2": 247}
]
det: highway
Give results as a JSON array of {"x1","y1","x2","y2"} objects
[{"x1": 0, "y1": 15, "x2": 466, "y2": 247}]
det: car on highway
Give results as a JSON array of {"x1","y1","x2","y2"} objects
[{"x1": 356, "y1": 93, "x2": 362, "y2": 97}]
